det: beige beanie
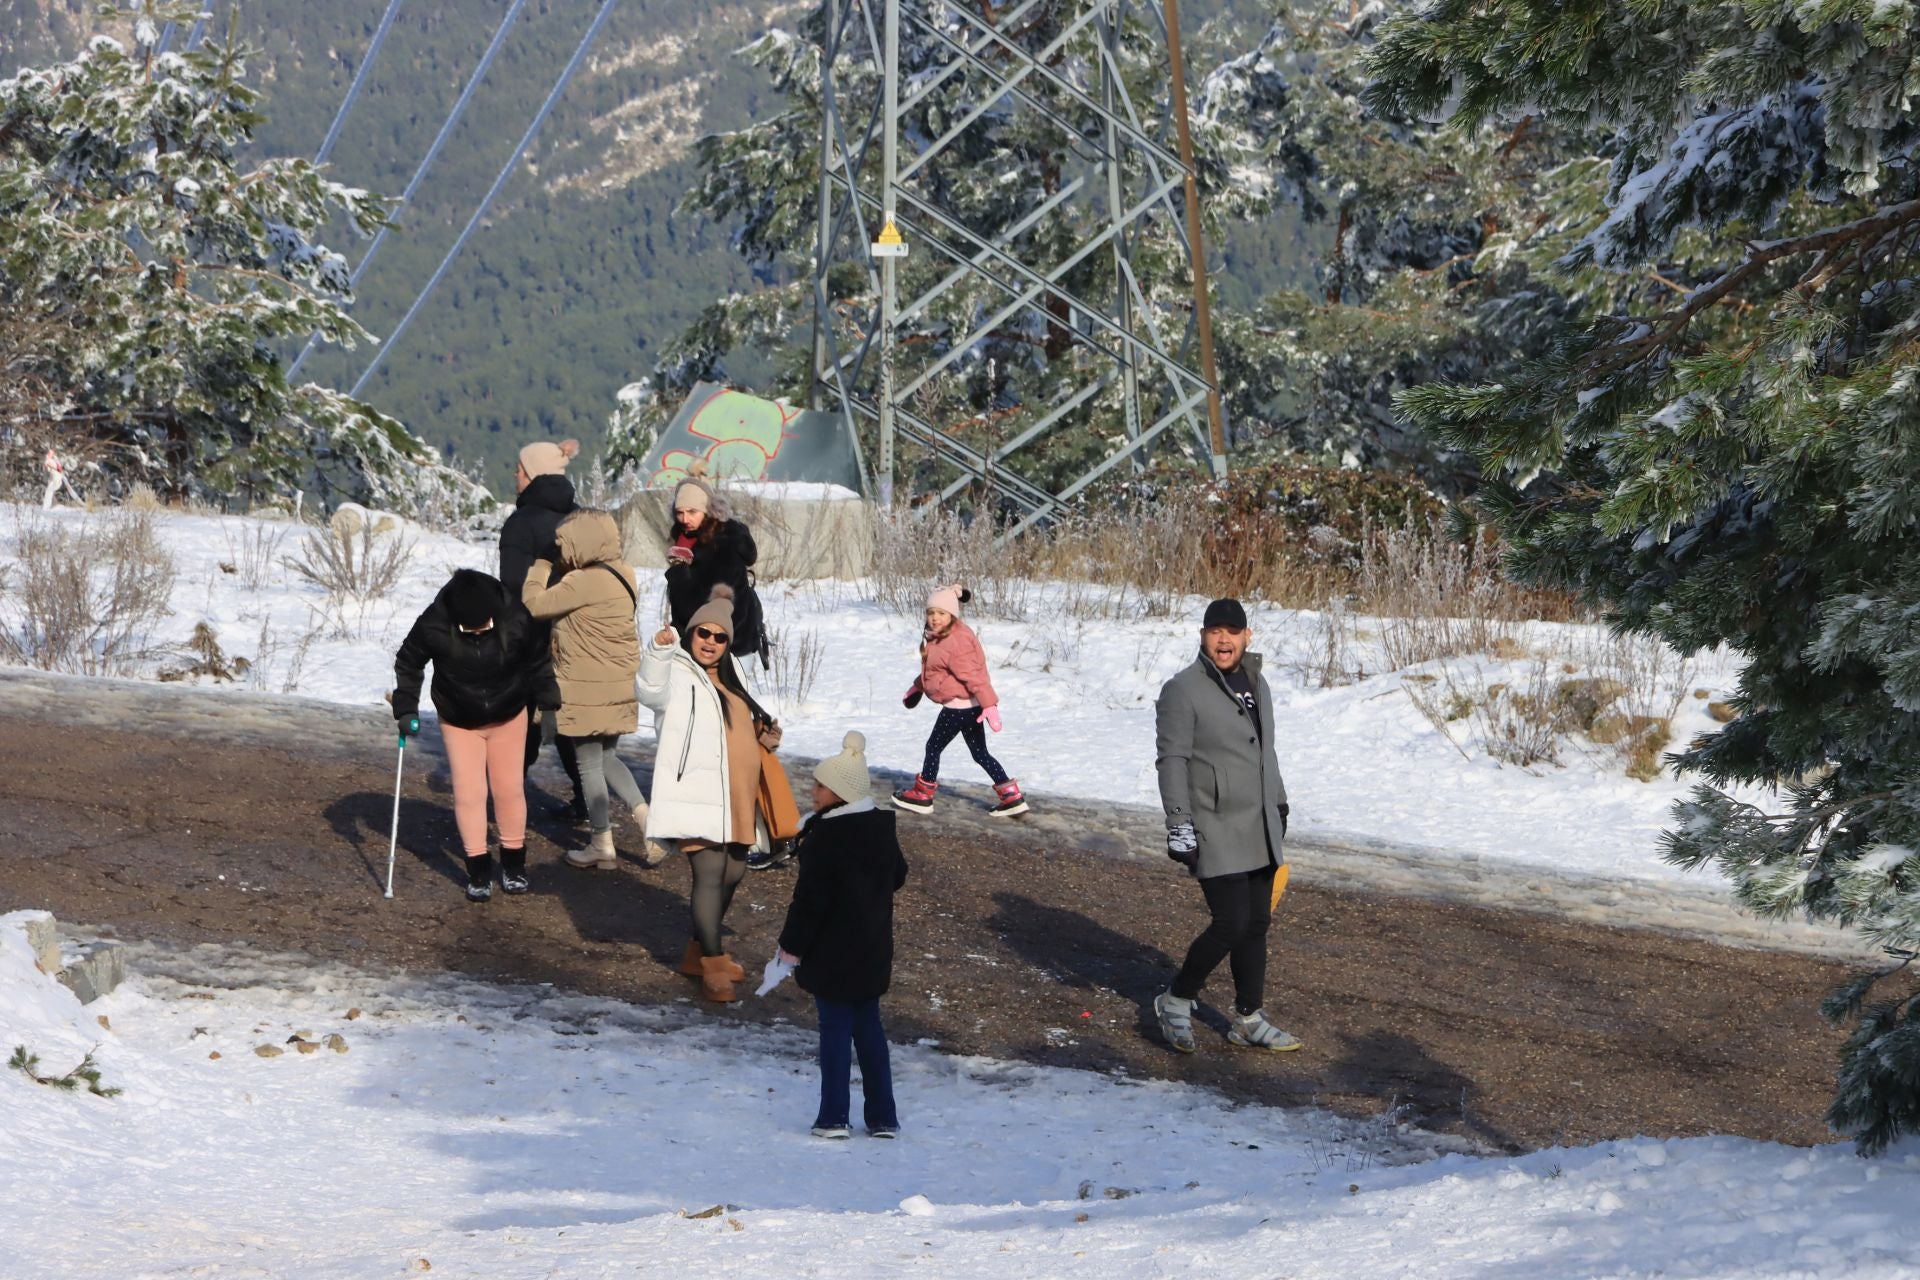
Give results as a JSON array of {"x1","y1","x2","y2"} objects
[
  {"x1": 673, "y1": 476, "x2": 713, "y2": 514},
  {"x1": 519, "y1": 438, "x2": 580, "y2": 478},
  {"x1": 814, "y1": 730, "x2": 871, "y2": 804},
  {"x1": 687, "y1": 584, "x2": 735, "y2": 637}
]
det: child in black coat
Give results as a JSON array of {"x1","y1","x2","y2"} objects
[{"x1": 776, "y1": 731, "x2": 909, "y2": 1138}]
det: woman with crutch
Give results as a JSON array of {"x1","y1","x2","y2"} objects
[{"x1": 392, "y1": 569, "x2": 558, "y2": 902}]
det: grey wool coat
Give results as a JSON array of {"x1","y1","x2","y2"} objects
[{"x1": 1154, "y1": 652, "x2": 1289, "y2": 879}]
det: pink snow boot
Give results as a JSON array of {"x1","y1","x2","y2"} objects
[
  {"x1": 988, "y1": 779, "x2": 1028, "y2": 817},
  {"x1": 892, "y1": 775, "x2": 938, "y2": 813}
]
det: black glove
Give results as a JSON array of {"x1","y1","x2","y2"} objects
[
  {"x1": 1166, "y1": 821, "x2": 1198, "y2": 872},
  {"x1": 1278, "y1": 802, "x2": 1289, "y2": 838},
  {"x1": 539, "y1": 707, "x2": 558, "y2": 747},
  {"x1": 395, "y1": 710, "x2": 422, "y2": 740}
]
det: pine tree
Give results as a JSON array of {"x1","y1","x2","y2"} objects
[
  {"x1": 1195, "y1": 2, "x2": 1651, "y2": 485},
  {"x1": 0, "y1": 3, "x2": 489, "y2": 515},
  {"x1": 1371, "y1": 0, "x2": 1920, "y2": 1152}
]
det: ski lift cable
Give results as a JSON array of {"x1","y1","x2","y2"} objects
[
  {"x1": 350, "y1": 0, "x2": 621, "y2": 398},
  {"x1": 287, "y1": 0, "x2": 532, "y2": 381},
  {"x1": 313, "y1": 0, "x2": 406, "y2": 167}
]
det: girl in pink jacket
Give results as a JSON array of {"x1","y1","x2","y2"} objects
[{"x1": 892, "y1": 585, "x2": 1029, "y2": 817}]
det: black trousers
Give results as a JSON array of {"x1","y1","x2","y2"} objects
[
  {"x1": 522, "y1": 707, "x2": 584, "y2": 798},
  {"x1": 1171, "y1": 861, "x2": 1276, "y2": 1015}
]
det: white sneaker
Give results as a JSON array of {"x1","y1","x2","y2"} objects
[
  {"x1": 811, "y1": 1124, "x2": 851, "y2": 1140},
  {"x1": 1153, "y1": 990, "x2": 1196, "y2": 1054},
  {"x1": 1227, "y1": 1009, "x2": 1302, "y2": 1051}
]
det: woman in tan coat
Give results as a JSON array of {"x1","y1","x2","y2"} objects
[{"x1": 522, "y1": 509, "x2": 650, "y2": 869}]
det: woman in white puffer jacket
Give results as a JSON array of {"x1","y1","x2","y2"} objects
[{"x1": 640, "y1": 586, "x2": 781, "y2": 1003}]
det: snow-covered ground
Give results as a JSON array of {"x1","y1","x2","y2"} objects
[
  {"x1": 0, "y1": 502, "x2": 1759, "y2": 886},
  {"x1": 4, "y1": 912, "x2": 1914, "y2": 1279}
]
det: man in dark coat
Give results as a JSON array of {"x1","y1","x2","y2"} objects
[
  {"x1": 499, "y1": 439, "x2": 586, "y2": 821},
  {"x1": 1150, "y1": 598, "x2": 1301, "y2": 1055}
]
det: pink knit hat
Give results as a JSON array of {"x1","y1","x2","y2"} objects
[{"x1": 926, "y1": 584, "x2": 971, "y2": 617}]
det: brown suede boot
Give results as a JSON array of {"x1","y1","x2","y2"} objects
[
  {"x1": 682, "y1": 944, "x2": 744, "y2": 983},
  {"x1": 678, "y1": 939, "x2": 704, "y2": 980},
  {"x1": 697, "y1": 954, "x2": 737, "y2": 1003}
]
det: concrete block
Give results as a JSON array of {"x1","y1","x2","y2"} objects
[
  {"x1": 19, "y1": 911, "x2": 62, "y2": 976},
  {"x1": 57, "y1": 941, "x2": 126, "y2": 1005}
]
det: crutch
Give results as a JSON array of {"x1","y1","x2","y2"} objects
[{"x1": 384, "y1": 722, "x2": 415, "y2": 899}]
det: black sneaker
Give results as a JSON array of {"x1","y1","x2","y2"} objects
[
  {"x1": 811, "y1": 1124, "x2": 852, "y2": 1140},
  {"x1": 500, "y1": 869, "x2": 530, "y2": 895},
  {"x1": 746, "y1": 840, "x2": 796, "y2": 872},
  {"x1": 870, "y1": 1126, "x2": 900, "y2": 1139},
  {"x1": 464, "y1": 880, "x2": 494, "y2": 903}
]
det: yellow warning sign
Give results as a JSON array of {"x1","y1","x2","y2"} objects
[{"x1": 872, "y1": 218, "x2": 908, "y2": 258}]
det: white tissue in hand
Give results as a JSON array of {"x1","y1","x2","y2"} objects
[{"x1": 755, "y1": 954, "x2": 796, "y2": 997}]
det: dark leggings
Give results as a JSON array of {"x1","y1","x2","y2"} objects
[
  {"x1": 1171, "y1": 863, "x2": 1277, "y2": 1015},
  {"x1": 522, "y1": 708, "x2": 584, "y2": 798},
  {"x1": 688, "y1": 841, "x2": 750, "y2": 956},
  {"x1": 920, "y1": 707, "x2": 1009, "y2": 785}
]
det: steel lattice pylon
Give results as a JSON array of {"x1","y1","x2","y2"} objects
[{"x1": 806, "y1": 0, "x2": 1228, "y2": 530}]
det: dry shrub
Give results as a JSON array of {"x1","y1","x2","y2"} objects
[
  {"x1": 158, "y1": 621, "x2": 249, "y2": 683},
  {"x1": 221, "y1": 520, "x2": 287, "y2": 592},
  {"x1": 284, "y1": 522, "x2": 410, "y2": 607},
  {"x1": 874, "y1": 461, "x2": 1583, "y2": 642},
  {"x1": 1405, "y1": 629, "x2": 1695, "y2": 777},
  {"x1": 1353, "y1": 520, "x2": 1554, "y2": 669},
  {"x1": 871, "y1": 507, "x2": 1034, "y2": 620},
  {"x1": 766, "y1": 625, "x2": 825, "y2": 706},
  {"x1": 0, "y1": 508, "x2": 176, "y2": 675}
]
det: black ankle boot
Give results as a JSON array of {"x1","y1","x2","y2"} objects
[
  {"x1": 464, "y1": 853, "x2": 494, "y2": 902},
  {"x1": 500, "y1": 846, "x2": 529, "y2": 895}
]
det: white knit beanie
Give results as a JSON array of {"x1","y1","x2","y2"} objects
[{"x1": 813, "y1": 730, "x2": 871, "y2": 805}]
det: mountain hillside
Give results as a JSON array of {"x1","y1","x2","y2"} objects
[{"x1": 5, "y1": 0, "x2": 1300, "y2": 492}]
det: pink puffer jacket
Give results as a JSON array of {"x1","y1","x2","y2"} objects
[{"x1": 919, "y1": 620, "x2": 998, "y2": 709}]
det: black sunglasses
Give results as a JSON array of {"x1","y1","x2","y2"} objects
[{"x1": 693, "y1": 626, "x2": 731, "y2": 644}]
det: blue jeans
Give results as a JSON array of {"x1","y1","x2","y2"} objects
[{"x1": 814, "y1": 997, "x2": 898, "y2": 1131}]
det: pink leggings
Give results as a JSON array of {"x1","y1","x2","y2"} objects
[{"x1": 441, "y1": 714, "x2": 529, "y2": 857}]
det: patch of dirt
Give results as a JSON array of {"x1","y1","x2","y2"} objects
[{"x1": 0, "y1": 712, "x2": 1850, "y2": 1152}]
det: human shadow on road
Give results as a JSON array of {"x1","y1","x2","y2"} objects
[
  {"x1": 1324, "y1": 1029, "x2": 1514, "y2": 1152},
  {"x1": 987, "y1": 891, "x2": 1180, "y2": 1051},
  {"x1": 323, "y1": 791, "x2": 462, "y2": 891}
]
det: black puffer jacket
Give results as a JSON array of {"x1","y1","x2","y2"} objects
[
  {"x1": 777, "y1": 802, "x2": 909, "y2": 1004},
  {"x1": 665, "y1": 518, "x2": 764, "y2": 657},
  {"x1": 499, "y1": 473, "x2": 577, "y2": 597},
  {"x1": 392, "y1": 571, "x2": 560, "y2": 729}
]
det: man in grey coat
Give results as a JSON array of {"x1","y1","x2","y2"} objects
[{"x1": 1150, "y1": 598, "x2": 1301, "y2": 1053}]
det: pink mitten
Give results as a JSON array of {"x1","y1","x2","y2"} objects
[{"x1": 979, "y1": 705, "x2": 1002, "y2": 732}]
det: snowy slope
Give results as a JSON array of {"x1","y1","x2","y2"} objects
[
  {"x1": 0, "y1": 503, "x2": 1759, "y2": 888},
  {"x1": 2, "y1": 914, "x2": 1915, "y2": 1279}
]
